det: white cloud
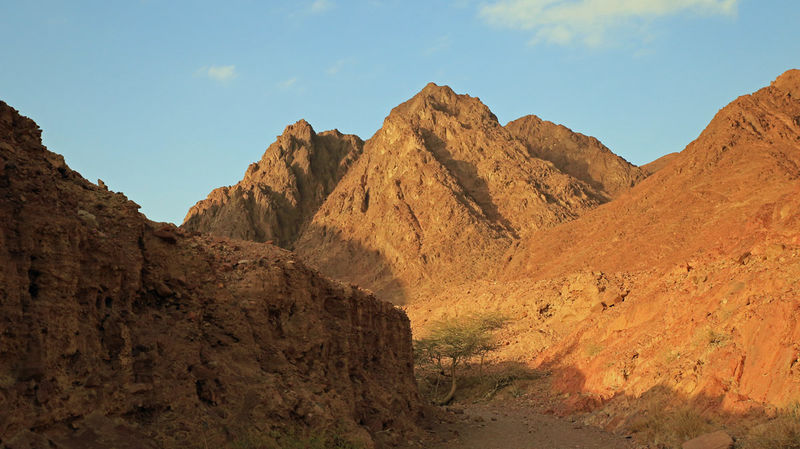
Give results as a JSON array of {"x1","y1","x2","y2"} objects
[
  {"x1": 480, "y1": 0, "x2": 738, "y2": 46},
  {"x1": 279, "y1": 77, "x2": 298, "y2": 89},
  {"x1": 310, "y1": 0, "x2": 334, "y2": 13},
  {"x1": 326, "y1": 59, "x2": 349, "y2": 75},
  {"x1": 198, "y1": 65, "x2": 237, "y2": 82}
]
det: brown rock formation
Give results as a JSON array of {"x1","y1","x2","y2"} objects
[
  {"x1": 295, "y1": 83, "x2": 604, "y2": 303},
  {"x1": 183, "y1": 120, "x2": 363, "y2": 248},
  {"x1": 0, "y1": 102, "x2": 418, "y2": 448},
  {"x1": 488, "y1": 69, "x2": 800, "y2": 415},
  {"x1": 506, "y1": 115, "x2": 646, "y2": 199},
  {"x1": 506, "y1": 69, "x2": 800, "y2": 279}
]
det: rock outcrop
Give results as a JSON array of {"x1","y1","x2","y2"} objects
[
  {"x1": 506, "y1": 115, "x2": 646, "y2": 199},
  {"x1": 294, "y1": 83, "x2": 604, "y2": 302},
  {"x1": 183, "y1": 120, "x2": 363, "y2": 248},
  {"x1": 0, "y1": 102, "x2": 418, "y2": 448}
]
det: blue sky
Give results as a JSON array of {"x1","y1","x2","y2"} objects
[{"x1": 1, "y1": 0, "x2": 798, "y2": 224}]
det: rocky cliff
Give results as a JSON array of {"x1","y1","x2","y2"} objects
[
  {"x1": 183, "y1": 120, "x2": 363, "y2": 248},
  {"x1": 0, "y1": 102, "x2": 419, "y2": 448}
]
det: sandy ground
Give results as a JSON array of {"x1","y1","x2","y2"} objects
[{"x1": 399, "y1": 402, "x2": 642, "y2": 449}]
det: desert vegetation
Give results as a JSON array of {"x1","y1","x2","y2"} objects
[
  {"x1": 413, "y1": 312, "x2": 511, "y2": 404},
  {"x1": 736, "y1": 404, "x2": 800, "y2": 449}
]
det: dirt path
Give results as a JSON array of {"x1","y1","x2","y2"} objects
[{"x1": 400, "y1": 403, "x2": 641, "y2": 449}]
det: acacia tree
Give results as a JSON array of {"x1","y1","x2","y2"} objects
[{"x1": 414, "y1": 313, "x2": 508, "y2": 405}]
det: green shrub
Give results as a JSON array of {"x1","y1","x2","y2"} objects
[{"x1": 413, "y1": 312, "x2": 509, "y2": 404}]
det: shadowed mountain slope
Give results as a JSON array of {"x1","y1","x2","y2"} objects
[
  {"x1": 506, "y1": 115, "x2": 647, "y2": 199},
  {"x1": 0, "y1": 101, "x2": 419, "y2": 448}
]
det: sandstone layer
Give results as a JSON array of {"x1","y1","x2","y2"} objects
[{"x1": 0, "y1": 102, "x2": 419, "y2": 449}]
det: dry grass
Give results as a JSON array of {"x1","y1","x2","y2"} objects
[
  {"x1": 627, "y1": 406, "x2": 717, "y2": 448},
  {"x1": 584, "y1": 342, "x2": 604, "y2": 358},
  {"x1": 737, "y1": 406, "x2": 800, "y2": 449}
]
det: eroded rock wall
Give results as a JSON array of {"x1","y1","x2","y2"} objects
[{"x1": 0, "y1": 101, "x2": 419, "y2": 449}]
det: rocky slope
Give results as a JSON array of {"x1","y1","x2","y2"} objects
[
  {"x1": 183, "y1": 120, "x2": 363, "y2": 248},
  {"x1": 528, "y1": 69, "x2": 800, "y2": 416},
  {"x1": 408, "y1": 70, "x2": 800, "y2": 423},
  {"x1": 506, "y1": 69, "x2": 800, "y2": 280},
  {"x1": 506, "y1": 115, "x2": 647, "y2": 199},
  {"x1": 0, "y1": 102, "x2": 419, "y2": 448},
  {"x1": 294, "y1": 83, "x2": 605, "y2": 303},
  {"x1": 640, "y1": 152, "x2": 679, "y2": 175}
]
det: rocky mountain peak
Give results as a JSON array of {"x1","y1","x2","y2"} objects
[
  {"x1": 772, "y1": 68, "x2": 800, "y2": 97},
  {"x1": 293, "y1": 83, "x2": 606, "y2": 302},
  {"x1": 506, "y1": 114, "x2": 647, "y2": 199},
  {"x1": 389, "y1": 82, "x2": 499, "y2": 129},
  {"x1": 183, "y1": 82, "x2": 639, "y2": 303},
  {"x1": 182, "y1": 119, "x2": 363, "y2": 247}
]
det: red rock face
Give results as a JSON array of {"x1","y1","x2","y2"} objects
[
  {"x1": 499, "y1": 69, "x2": 800, "y2": 415},
  {"x1": 0, "y1": 102, "x2": 419, "y2": 448},
  {"x1": 177, "y1": 70, "x2": 800, "y2": 427}
]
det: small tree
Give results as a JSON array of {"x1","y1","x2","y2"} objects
[{"x1": 414, "y1": 312, "x2": 508, "y2": 405}]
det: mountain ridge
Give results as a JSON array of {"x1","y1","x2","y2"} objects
[{"x1": 185, "y1": 82, "x2": 640, "y2": 303}]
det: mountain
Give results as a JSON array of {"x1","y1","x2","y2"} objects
[
  {"x1": 183, "y1": 83, "x2": 633, "y2": 303},
  {"x1": 406, "y1": 70, "x2": 800, "y2": 423},
  {"x1": 293, "y1": 83, "x2": 605, "y2": 302},
  {"x1": 183, "y1": 120, "x2": 363, "y2": 248},
  {"x1": 526, "y1": 69, "x2": 800, "y2": 414},
  {"x1": 0, "y1": 101, "x2": 418, "y2": 448},
  {"x1": 506, "y1": 69, "x2": 800, "y2": 279},
  {"x1": 506, "y1": 115, "x2": 647, "y2": 199}
]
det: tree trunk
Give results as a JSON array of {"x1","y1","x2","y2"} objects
[{"x1": 438, "y1": 362, "x2": 458, "y2": 405}]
